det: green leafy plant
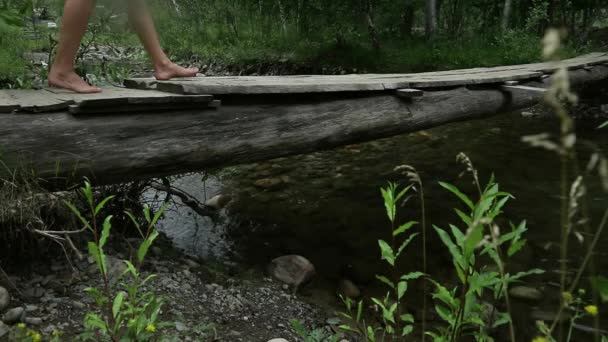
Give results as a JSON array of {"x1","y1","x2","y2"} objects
[
  {"x1": 340, "y1": 182, "x2": 423, "y2": 341},
  {"x1": 64, "y1": 180, "x2": 171, "y2": 341},
  {"x1": 427, "y1": 154, "x2": 543, "y2": 342},
  {"x1": 290, "y1": 319, "x2": 342, "y2": 342}
]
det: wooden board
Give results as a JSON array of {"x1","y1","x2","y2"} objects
[
  {"x1": 125, "y1": 53, "x2": 608, "y2": 95},
  {"x1": 0, "y1": 87, "x2": 216, "y2": 114},
  {"x1": 0, "y1": 91, "x2": 21, "y2": 113},
  {"x1": 0, "y1": 89, "x2": 73, "y2": 113}
]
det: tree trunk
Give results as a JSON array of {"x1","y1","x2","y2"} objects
[
  {"x1": 277, "y1": 0, "x2": 288, "y2": 34},
  {"x1": 425, "y1": 0, "x2": 437, "y2": 40},
  {"x1": 365, "y1": 0, "x2": 381, "y2": 50},
  {"x1": 501, "y1": 0, "x2": 512, "y2": 31},
  {"x1": 401, "y1": 1, "x2": 415, "y2": 38},
  {"x1": 2, "y1": 66, "x2": 606, "y2": 186}
]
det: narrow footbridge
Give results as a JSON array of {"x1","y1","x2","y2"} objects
[{"x1": 1, "y1": 53, "x2": 607, "y2": 184}]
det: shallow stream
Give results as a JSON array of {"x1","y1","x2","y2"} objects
[{"x1": 152, "y1": 109, "x2": 608, "y2": 340}]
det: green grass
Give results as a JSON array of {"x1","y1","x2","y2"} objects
[{"x1": 0, "y1": 27, "x2": 30, "y2": 87}]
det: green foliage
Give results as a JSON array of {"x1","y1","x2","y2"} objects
[
  {"x1": 290, "y1": 319, "x2": 342, "y2": 342},
  {"x1": 428, "y1": 167, "x2": 544, "y2": 342},
  {"x1": 340, "y1": 182, "x2": 422, "y2": 340},
  {"x1": 64, "y1": 180, "x2": 172, "y2": 341}
]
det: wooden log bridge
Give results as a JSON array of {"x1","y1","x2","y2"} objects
[{"x1": 1, "y1": 53, "x2": 607, "y2": 185}]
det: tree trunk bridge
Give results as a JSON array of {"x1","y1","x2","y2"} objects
[{"x1": 1, "y1": 53, "x2": 607, "y2": 184}]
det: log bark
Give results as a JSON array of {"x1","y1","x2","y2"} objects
[{"x1": 0, "y1": 66, "x2": 607, "y2": 186}]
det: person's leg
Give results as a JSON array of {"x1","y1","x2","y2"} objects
[
  {"x1": 127, "y1": 0, "x2": 198, "y2": 80},
  {"x1": 48, "y1": 0, "x2": 102, "y2": 93}
]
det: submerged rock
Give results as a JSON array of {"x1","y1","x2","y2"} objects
[
  {"x1": 337, "y1": 279, "x2": 361, "y2": 298},
  {"x1": 254, "y1": 178, "x2": 285, "y2": 190},
  {"x1": 509, "y1": 286, "x2": 543, "y2": 301},
  {"x1": 267, "y1": 255, "x2": 315, "y2": 289},
  {"x1": 205, "y1": 194, "x2": 232, "y2": 210},
  {"x1": 0, "y1": 287, "x2": 9, "y2": 312}
]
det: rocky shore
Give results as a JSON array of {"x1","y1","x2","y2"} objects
[{"x1": 0, "y1": 237, "x2": 345, "y2": 341}]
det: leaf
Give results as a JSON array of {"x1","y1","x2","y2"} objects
[
  {"x1": 381, "y1": 186, "x2": 396, "y2": 222},
  {"x1": 463, "y1": 224, "x2": 484, "y2": 260},
  {"x1": 94, "y1": 196, "x2": 115, "y2": 216},
  {"x1": 439, "y1": 182, "x2": 474, "y2": 210},
  {"x1": 434, "y1": 226, "x2": 463, "y2": 267},
  {"x1": 124, "y1": 211, "x2": 144, "y2": 237},
  {"x1": 122, "y1": 260, "x2": 138, "y2": 277},
  {"x1": 112, "y1": 292, "x2": 124, "y2": 319},
  {"x1": 87, "y1": 242, "x2": 102, "y2": 273},
  {"x1": 143, "y1": 204, "x2": 152, "y2": 224},
  {"x1": 401, "y1": 272, "x2": 425, "y2": 281},
  {"x1": 356, "y1": 300, "x2": 363, "y2": 322},
  {"x1": 338, "y1": 324, "x2": 357, "y2": 332},
  {"x1": 376, "y1": 275, "x2": 394, "y2": 289},
  {"x1": 593, "y1": 276, "x2": 608, "y2": 302},
  {"x1": 99, "y1": 216, "x2": 113, "y2": 249},
  {"x1": 378, "y1": 240, "x2": 395, "y2": 266},
  {"x1": 402, "y1": 324, "x2": 414, "y2": 336},
  {"x1": 397, "y1": 281, "x2": 408, "y2": 300},
  {"x1": 393, "y1": 221, "x2": 418, "y2": 237},
  {"x1": 84, "y1": 312, "x2": 108, "y2": 332},
  {"x1": 138, "y1": 230, "x2": 159, "y2": 263},
  {"x1": 396, "y1": 232, "x2": 419, "y2": 258},
  {"x1": 367, "y1": 325, "x2": 376, "y2": 342},
  {"x1": 63, "y1": 200, "x2": 91, "y2": 230},
  {"x1": 454, "y1": 208, "x2": 472, "y2": 226},
  {"x1": 150, "y1": 202, "x2": 168, "y2": 228},
  {"x1": 81, "y1": 180, "x2": 94, "y2": 207},
  {"x1": 400, "y1": 313, "x2": 414, "y2": 323},
  {"x1": 598, "y1": 121, "x2": 608, "y2": 129},
  {"x1": 507, "y1": 239, "x2": 527, "y2": 257}
]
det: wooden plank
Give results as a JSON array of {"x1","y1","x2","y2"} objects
[
  {"x1": 124, "y1": 52, "x2": 608, "y2": 95},
  {"x1": 395, "y1": 88, "x2": 424, "y2": 98},
  {"x1": 46, "y1": 87, "x2": 215, "y2": 113},
  {"x1": 500, "y1": 85, "x2": 548, "y2": 93},
  {"x1": 0, "y1": 91, "x2": 21, "y2": 113},
  {"x1": 1, "y1": 89, "x2": 73, "y2": 113}
]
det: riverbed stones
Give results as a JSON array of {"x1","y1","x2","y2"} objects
[
  {"x1": 2, "y1": 307, "x2": 24, "y2": 324},
  {"x1": 254, "y1": 177, "x2": 286, "y2": 190},
  {"x1": 509, "y1": 286, "x2": 543, "y2": 301},
  {"x1": 337, "y1": 279, "x2": 361, "y2": 298},
  {"x1": 267, "y1": 255, "x2": 315, "y2": 289},
  {"x1": 0, "y1": 287, "x2": 9, "y2": 311}
]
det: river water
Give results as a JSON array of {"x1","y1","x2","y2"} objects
[{"x1": 152, "y1": 108, "x2": 608, "y2": 339}]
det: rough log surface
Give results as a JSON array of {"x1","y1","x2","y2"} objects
[{"x1": 0, "y1": 66, "x2": 606, "y2": 185}]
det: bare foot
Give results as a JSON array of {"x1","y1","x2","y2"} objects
[
  {"x1": 48, "y1": 70, "x2": 102, "y2": 94},
  {"x1": 154, "y1": 61, "x2": 199, "y2": 80}
]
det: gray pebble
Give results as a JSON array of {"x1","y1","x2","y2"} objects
[
  {"x1": 0, "y1": 287, "x2": 9, "y2": 312},
  {"x1": 24, "y1": 317, "x2": 43, "y2": 326}
]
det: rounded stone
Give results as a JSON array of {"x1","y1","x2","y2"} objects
[
  {"x1": 267, "y1": 255, "x2": 315, "y2": 288},
  {"x1": 267, "y1": 339, "x2": 289, "y2": 342},
  {"x1": 338, "y1": 279, "x2": 361, "y2": 298},
  {"x1": 509, "y1": 286, "x2": 543, "y2": 301},
  {"x1": 0, "y1": 287, "x2": 9, "y2": 312},
  {"x1": 2, "y1": 307, "x2": 24, "y2": 324}
]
